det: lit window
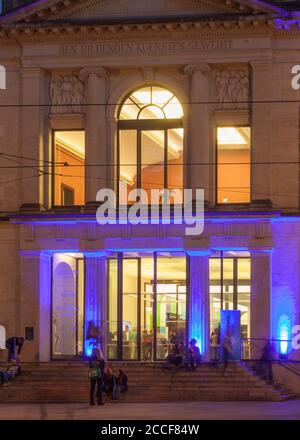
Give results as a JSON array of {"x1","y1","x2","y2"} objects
[
  {"x1": 53, "y1": 130, "x2": 85, "y2": 206},
  {"x1": 118, "y1": 86, "x2": 184, "y2": 204},
  {"x1": 217, "y1": 127, "x2": 250, "y2": 204}
]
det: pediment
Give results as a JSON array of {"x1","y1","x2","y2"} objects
[{"x1": 0, "y1": 0, "x2": 283, "y2": 24}]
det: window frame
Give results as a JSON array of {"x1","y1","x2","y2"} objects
[
  {"x1": 215, "y1": 124, "x2": 251, "y2": 206},
  {"x1": 51, "y1": 128, "x2": 85, "y2": 208},
  {"x1": 117, "y1": 86, "x2": 184, "y2": 207}
]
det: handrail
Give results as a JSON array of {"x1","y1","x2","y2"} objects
[{"x1": 242, "y1": 337, "x2": 300, "y2": 378}]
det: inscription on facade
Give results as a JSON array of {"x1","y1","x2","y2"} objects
[{"x1": 59, "y1": 39, "x2": 232, "y2": 56}]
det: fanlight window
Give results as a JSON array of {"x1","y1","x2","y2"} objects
[
  {"x1": 118, "y1": 86, "x2": 184, "y2": 204},
  {"x1": 119, "y1": 86, "x2": 183, "y2": 120}
]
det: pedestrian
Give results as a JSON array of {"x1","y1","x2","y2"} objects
[
  {"x1": 210, "y1": 327, "x2": 220, "y2": 361},
  {"x1": 6, "y1": 336, "x2": 24, "y2": 362},
  {"x1": 186, "y1": 339, "x2": 201, "y2": 370},
  {"x1": 222, "y1": 329, "x2": 233, "y2": 377},
  {"x1": 258, "y1": 342, "x2": 274, "y2": 383},
  {"x1": 88, "y1": 347, "x2": 105, "y2": 406},
  {"x1": 112, "y1": 369, "x2": 128, "y2": 400},
  {"x1": 103, "y1": 367, "x2": 115, "y2": 398}
]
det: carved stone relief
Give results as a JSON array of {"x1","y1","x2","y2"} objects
[
  {"x1": 214, "y1": 69, "x2": 249, "y2": 110},
  {"x1": 49, "y1": 75, "x2": 84, "y2": 115}
]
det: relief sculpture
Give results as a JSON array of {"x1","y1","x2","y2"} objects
[
  {"x1": 49, "y1": 75, "x2": 84, "y2": 114},
  {"x1": 215, "y1": 69, "x2": 249, "y2": 109}
]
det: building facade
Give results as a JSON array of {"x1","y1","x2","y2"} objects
[{"x1": 0, "y1": 0, "x2": 299, "y2": 363}]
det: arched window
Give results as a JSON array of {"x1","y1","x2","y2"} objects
[{"x1": 117, "y1": 86, "x2": 184, "y2": 203}]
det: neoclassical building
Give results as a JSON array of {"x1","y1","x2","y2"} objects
[{"x1": 0, "y1": 0, "x2": 299, "y2": 363}]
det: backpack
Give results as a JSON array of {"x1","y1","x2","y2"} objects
[{"x1": 89, "y1": 367, "x2": 101, "y2": 380}]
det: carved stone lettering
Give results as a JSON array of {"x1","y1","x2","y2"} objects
[{"x1": 59, "y1": 39, "x2": 232, "y2": 57}]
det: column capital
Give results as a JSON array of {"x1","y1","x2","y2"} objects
[
  {"x1": 79, "y1": 66, "x2": 107, "y2": 81},
  {"x1": 184, "y1": 63, "x2": 211, "y2": 76},
  {"x1": 186, "y1": 250, "x2": 212, "y2": 257},
  {"x1": 84, "y1": 251, "x2": 107, "y2": 258}
]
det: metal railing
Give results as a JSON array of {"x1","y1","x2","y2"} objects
[{"x1": 241, "y1": 337, "x2": 300, "y2": 378}]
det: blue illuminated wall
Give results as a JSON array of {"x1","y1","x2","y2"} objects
[{"x1": 271, "y1": 221, "x2": 300, "y2": 357}]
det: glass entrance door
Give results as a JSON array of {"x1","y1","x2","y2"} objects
[
  {"x1": 107, "y1": 252, "x2": 187, "y2": 361},
  {"x1": 209, "y1": 252, "x2": 251, "y2": 356},
  {"x1": 52, "y1": 253, "x2": 85, "y2": 359}
]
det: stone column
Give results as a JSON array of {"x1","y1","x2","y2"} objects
[
  {"x1": 250, "y1": 251, "x2": 271, "y2": 356},
  {"x1": 250, "y1": 61, "x2": 272, "y2": 205},
  {"x1": 39, "y1": 252, "x2": 52, "y2": 362},
  {"x1": 184, "y1": 64, "x2": 211, "y2": 205},
  {"x1": 188, "y1": 252, "x2": 210, "y2": 360},
  {"x1": 19, "y1": 251, "x2": 41, "y2": 361},
  {"x1": 84, "y1": 254, "x2": 107, "y2": 356},
  {"x1": 21, "y1": 68, "x2": 47, "y2": 208},
  {"x1": 80, "y1": 67, "x2": 107, "y2": 205}
]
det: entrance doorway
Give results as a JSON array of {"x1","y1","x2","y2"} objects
[
  {"x1": 51, "y1": 253, "x2": 85, "y2": 359},
  {"x1": 107, "y1": 252, "x2": 187, "y2": 361},
  {"x1": 209, "y1": 251, "x2": 251, "y2": 356}
]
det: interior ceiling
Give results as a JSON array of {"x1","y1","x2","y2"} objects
[
  {"x1": 217, "y1": 127, "x2": 250, "y2": 150},
  {"x1": 55, "y1": 131, "x2": 85, "y2": 156},
  {"x1": 123, "y1": 257, "x2": 186, "y2": 280}
]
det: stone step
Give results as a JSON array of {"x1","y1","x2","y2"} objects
[{"x1": 0, "y1": 362, "x2": 294, "y2": 403}]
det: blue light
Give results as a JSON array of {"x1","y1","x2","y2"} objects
[
  {"x1": 278, "y1": 314, "x2": 291, "y2": 355},
  {"x1": 86, "y1": 345, "x2": 93, "y2": 357}
]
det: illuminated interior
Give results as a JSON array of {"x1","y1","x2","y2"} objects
[
  {"x1": 108, "y1": 252, "x2": 186, "y2": 361},
  {"x1": 118, "y1": 86, "x2": 184, "y2": 203},
  {"x1": 52, "y1": 253, "x2": 84, "y2": 359},
  {"x1": 54, "y1": 130, "x2": 85, "y2": 206},
  {"x1": 217, "y1": 127, "x2": 251, "y2": 204},
  {"x1": 209, "y1": 252, "x2": 251, "y2": 357}
]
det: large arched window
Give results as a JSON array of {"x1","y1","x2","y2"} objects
[{"x1": 117, "y1": 86, "x2": 184, "y2": 203}]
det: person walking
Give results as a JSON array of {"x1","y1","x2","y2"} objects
[
  {"x1": 88, "y1": 347, "x2": 105, "y2": 406},
  {"x1": 222, "y1": 329, "x2": 233, "y2": 377}
]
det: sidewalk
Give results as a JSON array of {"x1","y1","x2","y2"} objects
[{"x1": 0, "y1": 400, "x2": 299, "y2": 420}]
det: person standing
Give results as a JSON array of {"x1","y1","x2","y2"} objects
[
  {"x1": 89, "y1": 347, "x2": 105, "y2": 406},
  {"x1": 6, "y1": 337, "x2": 24, "y2": 362},
  {"x1": 259, "y1": 342, "x2": 274, "y2": 383},
  {"x1": 210, "y1": 328, "x2": 221, "y2": 361}
]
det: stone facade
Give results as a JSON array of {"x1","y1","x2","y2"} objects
[{"x1": 0, "y1": 0, "x2": 299, "y2": 363}]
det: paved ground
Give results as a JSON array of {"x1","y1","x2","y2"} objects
[{"x1": 0, "y1": 401, "x2": 299, "y2": 420}]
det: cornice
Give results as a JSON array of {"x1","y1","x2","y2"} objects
[{"x1": 0, "y1": 19, "x2": 279, "y2": 44}]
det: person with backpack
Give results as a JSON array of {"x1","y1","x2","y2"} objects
[{"x1": 88, "y1": 347, "x2": 105, "y2": 406}]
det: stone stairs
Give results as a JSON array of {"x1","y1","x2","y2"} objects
[{"x1": 0, "y1": 361, "x2": 296, "y2": 403}]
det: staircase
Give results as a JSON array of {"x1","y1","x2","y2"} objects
[{"x1": 0, "y1": 361, "x2": 295, "y2": 403}]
